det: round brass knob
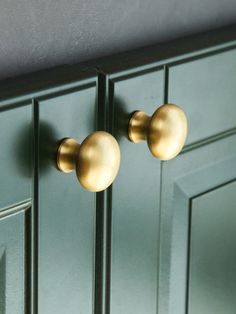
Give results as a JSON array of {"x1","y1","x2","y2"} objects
[
  {"x1": 128, "y1": 104, "x2": 188, "y2": 160},
  {"x1": 57, "y1": 131, "x2": 120, "y2": 192}
]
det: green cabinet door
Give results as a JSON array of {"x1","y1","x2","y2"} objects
[
  {"x1": 100, "y1": 43, "x2": 236, "y2": 314},
  {"x1": 0, "y1": 27, "x2": 236, "y2": 314},
  {"x1": 159, "y1": 47, "x2": 236, "y2": 314},
  {"x1": 38, "y1": 73, "x2": 98, "y2": 314},
  {"x1": 100, "y1": 66, "x2": 164, "y2": 314}
]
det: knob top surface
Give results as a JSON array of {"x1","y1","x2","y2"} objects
[
  {"x1": 77, "y1": 131, "x2": 120, "y2": 192},
  {"x1": 148, "y1": 103, "x2": 188, "y2": 160}
]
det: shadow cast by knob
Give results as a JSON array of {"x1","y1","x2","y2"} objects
[
  {"x1": 14, "y1": 121, "x2": 59, "y2": 178},
  {"x1": 112, "y1": 96, "x2": 132, "y2": 142}
]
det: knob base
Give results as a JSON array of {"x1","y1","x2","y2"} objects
[
  {"x1": 57, "y1": 138, "x2": 80, "y2": 173},
  {"x1": 128, "y1": 111, "x2": 151, "y2": 143}
]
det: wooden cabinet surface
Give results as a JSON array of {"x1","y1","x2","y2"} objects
[{"x1": 0, "y1": 25, "x2": 236, "y2": 314}]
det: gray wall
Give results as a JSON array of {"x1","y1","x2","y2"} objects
[{"x1": 0, "y1": 0, "x2": 236, "y2": 79}]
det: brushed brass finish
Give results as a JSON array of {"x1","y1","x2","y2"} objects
[
  {"x1": 128, "y1": 111, "x2": 151, "y2": 143},
  {"x1": 57, "y1": 131, "x2": 120, "y2": 192},
  {"x1": 128, "y1": 103, "x2": 188, "y2": 160},
  {"x1": 57, "y1": 138, "x2": 80, "y2": 173}
]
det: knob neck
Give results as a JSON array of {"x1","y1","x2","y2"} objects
[
  {"x1": 57, "y1": 138, "x2": 80, "y2": 173},
  {"x1": 128, "y1": 111, "x2": 151, "y2": 143}
]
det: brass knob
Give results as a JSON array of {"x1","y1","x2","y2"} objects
[
  {"x1": 128, "y1": 104, "x2": 188, "y2": 160},
  {"x1": 57, "y1": 131, "x2": 120, "y2": 192}
]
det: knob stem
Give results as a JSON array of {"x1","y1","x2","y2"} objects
[
  {"x1": 128, "y1": 111, "x2": 151, "y2": 143},
  {"x1": 57, "y1": 138, "x2": 80, "y2": 173}
]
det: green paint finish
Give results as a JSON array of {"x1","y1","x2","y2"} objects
[
  {"x1": 189, "y1": 181, "x2": 236, "y2": 314},
  {"x1": 168, "y1": 49, "x2": 236, "y2": 145},
  {"x1": 0, "y1": 104, "x2": 32, "y2": 209},
  {"x1": 0, "y1": 247, "x2": 6, "y2": 314},
  {"x1": 0, "y1": 210, "x2": 26, "y2": 314},
  {"x1": 160, "y1": 136, "x2": 236, "y2": 314},
  {"x1": 38, "y1": 81, "x2": 97, "y2": 314},
  {"x1": 107, "y1": 69, "x2": 163, "y2": 314},
  {"x1": 0, "y1": 28, "x2": 235, "y2": 314}
]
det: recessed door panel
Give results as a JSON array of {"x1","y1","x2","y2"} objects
[
  {"x1": 159, "y1": 135, "x2": 236, "y2": 314},
  {"x1": 0, "y1": 204, "x2": 29, "y2": 314},
  {"x1": 189, "y1": 181, "x2": 236, "y2": 314},
  {"x1": 38, "y1": 79, "x2": 97, "y2": 314}
]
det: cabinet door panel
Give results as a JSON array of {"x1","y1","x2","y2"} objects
[
  {"x1": 189, "y1": 181, "x2": 236, "y2": 314},
  {"x1": 158, "y1": 135, "x2": 236, "y2": 314},
  {"x1": 0, "y1": 205, "x2": 29, "y2": 314},
  {"x1": 0, "y1": 104, "x2": 31, "y2": 209},
  {"x1": 169, "y1": 49, "x2": 236, "y2": 145},
  {"x1": 38, "y1": 79, "x2": 97, "y2": 314},
  {"x1": 107, "y1": 68, "x2": 164, "y2": 314}
]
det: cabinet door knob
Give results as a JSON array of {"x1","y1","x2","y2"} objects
[
  {"x1": 128, "y1": 103, "x2": 188, "y2": 160},
  {"x1": 57, "y1": 131, "x2": 120, "y2": 192}
]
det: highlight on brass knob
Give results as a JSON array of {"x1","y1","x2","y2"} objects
[
  {"x1": 128, "y1": 103, "x2": 188, "y2": 160},
  {"x1": 57, "y1": 131, "x2": 120, "y2": 192}
]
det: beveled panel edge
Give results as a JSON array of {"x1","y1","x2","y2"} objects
[
  {"x1": 181, "y1": 127, "x2": 236, "y2": 155},
  {"x1": 167, "y1": 155, "x2": 236, "y2": 314},
  {"x1": 99, "y1": 64, "x2": 164, "y2": 84},
  {"x1": 0, "y1": 199, "x2": 31, "y2": 220},
  {"x1": 33, "y1": 80, "x2": 97, "y2": 103},
  {"x1": 175, "y1": 156, "x2": 236, "y2": 200}
]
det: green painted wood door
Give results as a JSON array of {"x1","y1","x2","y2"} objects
[
  {"x1": 100, "y1": 44, "x2": 236, "y2": 314},
  {"x1": 38, "y1": 77, "x2": 98, "y2": 314},
  {"x1": 159, "y1": 49, "x2": 236, "y2": 314},
  {"x1": 0, "y1": 70, "x2": 100, "y2": 314},
  {"x1": 0, "y1": 28, "x2": 236, "y2": 314},
  {"x1": 102, "y1": 66, "x2": 164, "y2": 314}
]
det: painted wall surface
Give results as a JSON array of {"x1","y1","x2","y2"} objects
[{"x1": 0, "y1": 0, "x2": 236, "y2": 79}]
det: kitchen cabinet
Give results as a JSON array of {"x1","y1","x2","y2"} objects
[{"x1": 0, "y1": 26, "x2": 236, "y2": 314}]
